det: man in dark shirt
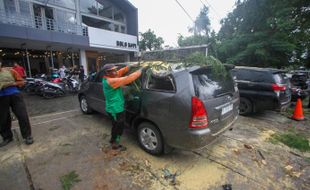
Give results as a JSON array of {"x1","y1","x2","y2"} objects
[{"x1": 0, "y1": 61, "x2": 33, "y2": 147}]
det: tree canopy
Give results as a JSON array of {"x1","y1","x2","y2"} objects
[
  {"x1": 217, "y1": 0, "x2": 309, "y2": 68},
  {"x1": 189, "y1": 6, "x2": 211, "y2": 36},
  {"x1": 177, "y1": 0, "x2": 309, "y2": 68},
  {"x1": 178, "y1": 6, "x2": 212, "y2": 48},
  {"x1": 139, "y1": 29, "x2": 164, "y2": 51}
]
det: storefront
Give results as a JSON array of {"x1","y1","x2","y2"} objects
[
  {"x1": 0, "y1": 0, "x2": 139, "y2": 77},
  {"x1": 0, "y1": 48, "x2": 79, "y2": 76}
]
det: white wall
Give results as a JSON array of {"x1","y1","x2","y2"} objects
[{"x1": 88, "y1": 27, "x2": 139, "y2": 52}]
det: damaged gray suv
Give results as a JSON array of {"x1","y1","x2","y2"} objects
[{"x1": 78, "y1": 63, "x2": 239, "y2": 155}]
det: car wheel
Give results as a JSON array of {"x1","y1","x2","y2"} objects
[
  {"x1": 239, "y1": 97, "x2": 253, "y2": 115},
  {"x1": 80, "y1": 96, "x2": 93, "y2": 114},
  {"x1": 138, "y1": 122, "x2": 163, "y2": 155}
]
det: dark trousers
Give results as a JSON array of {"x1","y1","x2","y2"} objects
[
  {"x1": 108, "y1": 111, "x2": 125, "y2": 143},
  {"x1": 0, "y1": 93, "x2": 32, "y2": 140}
]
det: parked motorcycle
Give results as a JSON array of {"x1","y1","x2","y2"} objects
[
  {"x1": 39, "y1": 81, "x2": 65, "y2": 99},
  {"x1": 24, "y1": 71, "x2": 80, "y2": 99},
  {"x1": 62, "y1": 74, "x2": 80, "y2": 93},
  {"x1": 23, "y1": 77, "x2": 46, "y2": 95}
]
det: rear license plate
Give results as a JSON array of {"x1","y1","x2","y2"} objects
[{"x1": 221, "y1": 104, "x2": 233, "y2": 115}]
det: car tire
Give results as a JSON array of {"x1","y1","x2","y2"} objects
[
  {"x1": 239, "y1": 97, "x2": 253, "y2": 115},
  {"x1": 79, "y1": 95, "x2": 93, "y2": 114},
  {"x1": 137, "y1": 122, "x2": 163, "y2": 155}
]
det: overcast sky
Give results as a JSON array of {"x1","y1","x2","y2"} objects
[{"x1": 128, "y1": 0, "x2": 237, "y2": 47}]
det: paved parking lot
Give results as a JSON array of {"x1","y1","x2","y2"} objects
[
  {"x1": 1, "y1": 95, "x2": 310, "y2": 190},
  {"x1": 22, "y1": 93, "x2": 79, "y2": 117}
]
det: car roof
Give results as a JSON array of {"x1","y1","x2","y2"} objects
[
  {"x1": 100, "y1": 61, "x2": 235, "y2": 77},
  {"x1": 234, "y1": 66, "x2": 285, "y2": 73}
]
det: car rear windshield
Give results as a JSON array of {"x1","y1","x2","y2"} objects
[
  {"x1": 191, "y1": 67, "x2": 235, "y2": 99},
  {"x1": 273, "y1": 73, "x2": 288, "y2": 84}
]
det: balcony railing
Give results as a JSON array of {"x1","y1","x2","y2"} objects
[{"x1": 0, "y1": 9, "x2": 88, "y2": 36}]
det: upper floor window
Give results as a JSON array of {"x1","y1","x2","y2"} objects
[
  {"x1": 82, "y1": 15, "x2": 113, "y2": 31},
  {"x1": 34, "y1": 0, "x2": 75, "y2": 9},
  {"x1": 56, "y1": 9, "x2": 76, "y2": 24},
  {"x1": 80, "y1": 0, "x2": 97, "y2": 15},
  {"x1": 19, "y1": 0, "x2": 31, "y2": 16},
  {"x1": 80, "y1": 0, "x2": 126, "y2": 24},
  {"x1": 113, "y1": 6, "x2": 125, "y2": 23},
  {"x1": 3, "y1": 0, "x2": 16, "y2": 14},
  {"x1": 98, "y1": 0, "x2": 112, "y2": 19}
]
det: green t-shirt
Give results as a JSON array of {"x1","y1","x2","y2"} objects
[{"x1": 102, "y1": 78, "x2": 125, "y2": 118}]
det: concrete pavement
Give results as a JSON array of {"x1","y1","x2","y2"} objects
[{"x1": 1, "y1": 108, "x2": 310, "y2": 190}]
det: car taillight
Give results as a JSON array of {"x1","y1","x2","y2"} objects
[
  {"x1": 190, "y1": 96, "x2": 208, "y2": 129},
  {"x1": 272, "y1": 83, "x2": 286, "y2": 91}
]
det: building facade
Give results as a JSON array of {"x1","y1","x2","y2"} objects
[{"x1": 0, "y1": 0, "x2": 138, "y2": 76}]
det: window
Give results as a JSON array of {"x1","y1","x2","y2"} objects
[
  {"x1": 233, "y1": 69, "x2": 252, "y2": 81},
  {"x1": 113, "y1": 6, "x2": 125, "y2": 23},
  {"x1": 82, "y1": 15, "x2": 113, "y2": 30},
  {"x1": 19, "y1": 0, "x2": 31, "y2": 17},
  {"x1": 34, "y1": 0, "x2": 75, "y2": 9},
  {"x1": 120, "y1": 25, "x2": 126, "y2": 33},
  {"x1": 80, "y1": 0, "x2": 127, "y2": 33},
  {"x1": 98, "y1": 0, "x2": 112, "y2": 19},
  {"x1": 4, "y1": 0, "x2": 16, "y2": 14},
  {"x1": 146, "y1": 75, "x2": 175, "y2": 92},
  {"x1": 251, "y1": 71, "x2": 270, "y2": 83},
  {"x1": 81, "y1": 0, "x2": 112, "y2": 19},
  {"x1": 54, "y1": 0, "x2": 75, "y2": 9},
  {"x1": 192, "y1": 68, "x2": 234, "y2": 99},
  {"x1": 114, "y1": 24, "x2": 119, "y2": 32},
  {"x1": 80, "y1": 0, "x2": 97, "y2": 15},
  {"x1": 56, "y1": 10, "x2": 76, "y2": 24}
]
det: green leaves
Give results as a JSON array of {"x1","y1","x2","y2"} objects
[
  {"x1": 217, "y1": 0, "x2": 309, "y2": 68},
  {"x1": 182, "y1": 53, "x2": 229, "y2": 79},
  {"x1": 139, "y1": 29, "x2": 165, "y2": 51},
  {"x1": 60, "y1": 171, "x2": 81, "y2": 190},
  {"x1": 189, "y1": 6, "x2": 211, "y2": 36}
]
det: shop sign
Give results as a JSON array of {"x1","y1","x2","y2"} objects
[{"x1": 116, "y1": 41, "x2": 137, "y2": 49}]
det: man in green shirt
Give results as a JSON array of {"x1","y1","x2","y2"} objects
[{"x1": 102, "y1": 63, "x2": 142, "y2": 150}]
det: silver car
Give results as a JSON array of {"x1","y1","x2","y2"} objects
[{"x1": 78, "y1": 64, "x2": 239, "y2": 155}]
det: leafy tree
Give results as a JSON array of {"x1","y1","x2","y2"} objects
[
  {"x1": 139, "y1": 29, "x2": 164, "y2": 51},
  {"x1": 189, "y1": 6, "x2": 211, "y2": 36},
  {"x1": 177, "y1": 34, "x2": 208, "y2": 47},
  {"x1": 217, "y1": 0, "x2": 309, "y2": 68},
  {"x1": 178, "y1": 5, "x2": 216, "y2": 56}
]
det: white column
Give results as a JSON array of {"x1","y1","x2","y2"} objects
[{"x1": 80, "y1": 50, "x2": 88, "y2": 75}]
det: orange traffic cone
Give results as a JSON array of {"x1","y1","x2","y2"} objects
[{"x1": 291, "y1": 98, "x2": 305, "y2": 121}]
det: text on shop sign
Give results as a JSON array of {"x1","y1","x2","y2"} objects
[{"x1": 116, "y1": 41, "x2": 137, "y2": 49}]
